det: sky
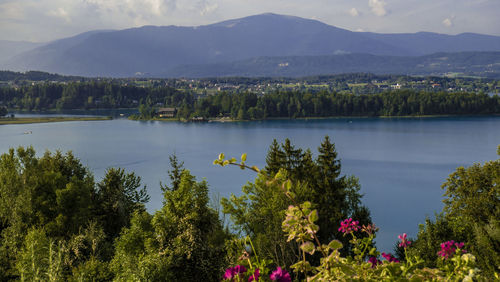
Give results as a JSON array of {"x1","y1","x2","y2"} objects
[{"x1": 1, "y1": 0, "x2": 499, "y2": 42}]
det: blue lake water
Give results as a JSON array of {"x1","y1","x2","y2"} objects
[{"x1": 1, "y1": 115, "x2": 499, "y2": 253}]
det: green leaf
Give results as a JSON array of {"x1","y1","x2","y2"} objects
[
  {"x1": 241, "y1": 153, "x2": 247, "y2": 162},
  {"x1": 251, "y1": 165, "x2": 260, "y2": 172},
  {"x1": 300, "y1": 241, "x2": 316, "y2": 255},
  {"x1": 328, "y1": 240, "x2": 343, "y2": 250},
  {"x1": 302, "y1": 201, "x2": 312, "y2": 209},
  {"x1": 218, "y1": 153, "x2": 225, "y2": 160},
  {"x1": 308, "y1": 210, "x2": 318, "y2": 223}
]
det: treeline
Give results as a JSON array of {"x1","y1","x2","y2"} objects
[
  {"x1": 0, "y1": 81, "x2": 180, "y2": 110},
  {"x1": 196, "y1": 90, "x2": 500, "y2": 119},
  {"x1": 0, "y1": 81, "x2": 498, "y2": 118},
  {"x1": 0, "y1": 70, "x2": 85, "y2": 82},
  {"x1": 0, "y1": 140, "x2": 498, "y2": 280},
  {"x1": 0, "y1": 137, "x2": 369, "y2": 280}
]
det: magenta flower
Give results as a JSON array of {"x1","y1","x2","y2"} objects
[
  {"x1": 223, "y1": 265, "x2": 247, "y2": 280},
  {"x1": 398, "y1": 233, "x2": 411, "y2": 248},
  {"x1": 338, "y1": 218, "x2": 360, "y2": 234},
  {"x1": 368, "y1": 256, "x2": 381, "y2": 268},
  {"x1": 223, "y1": 267, "x2": 235, "y2": 280},
  {"x1": 234, "y1": 265, "x2": 247, "y2": 274},
  {"x1": 248, "y1": 268, "x2": 260, "y2": 281},
  {"x1": 270, "y1": 267, "x2": 291, "y2": 282},
  {"x1": 437, "y1": 240, "x2": 466, "y2": 259},
  {"x1": 381, "y1": 252, "x2": 400, "y2": 263}
]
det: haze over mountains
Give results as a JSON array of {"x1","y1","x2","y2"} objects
[{"x1": 2, "y1": 13, "x2": 500, "y2": 78}]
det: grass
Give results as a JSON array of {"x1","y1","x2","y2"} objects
[{"x1": 0, "y1": 116, "x2": 112, "y2": 125}]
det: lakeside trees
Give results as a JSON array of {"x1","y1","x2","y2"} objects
[
  {"x1": 409, "y1": 146, "x2": 500, "y2": 275},
  {"x1": 221, "y1": 137, "x2": 371, "y2": 270},
  {"x1": 0, "y1": 80, "x2": 498, "y2": 118},
  {"x1": 0, "y1": 142, "x2": 498, "y2": 280}
]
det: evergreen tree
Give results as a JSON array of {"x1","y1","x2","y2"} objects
[
  {"x1": 222, "y1": 137, "x2": 371, "y2": 269},
  {"x1": 96, "y1": 168, "x2": 149, "y2": 242},
  {"x1": 112, "y1": 158, "x2": 228, "y2": 281},
  {"x1": 265, "y1": 139, "x2": 285, "y2": 175}
]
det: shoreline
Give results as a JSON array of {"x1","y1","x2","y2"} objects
[
  {"x1": 209, "y1": 113, "x2": 500, "y2": 122},
  {"x1": 2, "y1": 113, "x2": 498, "y2": 125},
  {"x1": 0, "y1": 116, "x2": 112, "y2": 125}
]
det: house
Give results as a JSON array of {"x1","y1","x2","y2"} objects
[{"x1": 157, "y1": 107, "x2": 177, "y2": 118}]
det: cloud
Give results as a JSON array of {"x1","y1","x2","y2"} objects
[
  {"x1": 368, "y1": 0, "x2": 387, "y2": 17},
  {"x1": 442, "y1": 16, "x2": 455, "y2": 28},
  {"x1": 200, "y1": 3, "x2": 218, "y2": 15},
  {"x1": 349, "y1": 8, "x2": 359, "y2": 17},
  {"x1": 48, "y1": 7, "x2": 71, "y2": 23}
]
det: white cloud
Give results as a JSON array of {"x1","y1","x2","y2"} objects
[
  {"x1": 442, "y1": 16, "x2": 455, "y2": 27},
  {"x1": 48, "y1": 7, "x2": 71, "y2": 23},
  {"x1": 1, "y1": 0, "x2": 500, "y2": 42},
  {"x1": 200, "y1": 2, "x2": 218, "y2": 15},
  {"x1": 349, "y1": 7, "x2": 359, "y2": 17},
  {"x1": 0, "y1": 1, "x2": 27, "y2": 20},
  {"x1": 442, "y1": 18, "x2": 452, "y2": 27},
  {"x1": 368, "y1": 0, "x2": 387, "y2": 17}
]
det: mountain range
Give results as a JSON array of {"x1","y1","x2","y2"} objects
[{"x1": 2, "y1": 13, "x2": 500, "y2": 78}]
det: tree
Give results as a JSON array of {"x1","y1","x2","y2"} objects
[
  {"x1": 0, "y1": 106, "x2": 7, "y2": 117},
  {"x1": 96, "y1": 168, "x2": 149, "y2": 242},
  {"x1": 0, "y1": 147, "x2": 96, "y2": 279},
  {"x1": 411, "y1": 145, "x2": 500, "y2": 276},
  {"x1": 112, "y1": 159, "x2": 228, "y2": 281},
  {"x1": 0, "y1": 147, "x2": 150, "y2": 280},
  {"x1": 222, "y1": 137, "x2": 371, "y2": 268},
  {"x1": 312, "y1": 136, "x2": 371, "y2": 251}
]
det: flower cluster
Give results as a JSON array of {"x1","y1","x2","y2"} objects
[
  {"x1": 381, "y1": 252, "x2": 400, "y2": 263},
  {"x1": 338, "y1": 218, "x2": 360, "y2": 234},
  {"x1": 248, "y1": 269, "x2": 260, "y2": 281},
  {"x1": 223, "y1": 265, "x2": 247, "y2": 281},
  {"x1": 223, "y1": 265, "x2": 290, "y2": 282},
  {"x1": 368, "y1": 256, "x2": 381, "y2": 268},
  {"x1": 269, "y1": 267, "x2": 291, "y2": 282},
  {"x1": 398, "y1": 233, "x2": 411, "y2": 248},
  {"x1": 437, "y1": 240, "x2": 466, "y2": 259}
]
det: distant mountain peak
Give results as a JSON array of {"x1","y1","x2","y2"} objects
[
  {"x1": 3, "y1": 13, "x2": 500, "y2": 77},
  {"x1": 208, "y1": 13, "x2": 326, "y2": 29}
]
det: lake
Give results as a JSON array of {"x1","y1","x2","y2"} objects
[{"x1": 1, "y1": 114, "x2": 499, "y2": 253}]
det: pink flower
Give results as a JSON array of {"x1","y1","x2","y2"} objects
[
  {"x1": 248, "y1": 268, "x2": 260, "y2": 281},
  {"x1": 223, "y1": 268, "x2": 234, "y2": 280},
  {"x1": 223, "y1": 265, "x2": 247, "y2": 280},
  {"x1": 368, "y1": 256, "x2": 381, "y2": 268},
  {"x1": 338, "y1": 218, "x2": 360, "y2": 234},
  {"x1": 398, "y1": 233, "x2": 411, "y2": 248},
  {"x1": 270, "y1": 267, "x2": 291, "y2": 282},
  {"x1": 234, "y1": 265, "x2": 247, "y2": 274},
  {"x1": 437, "y1": 240, "x2": 466, "y2": 259},
  {"x1": 381, "y1": 252, "x2": 400, "y2": 263}
]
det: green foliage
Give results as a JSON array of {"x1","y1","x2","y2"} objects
[
  {"x1": 0, "y1": 147, "x2": 149, "y2": 280},
  {"x1": 112, "y1": 159, "x2": 228, "y2": 281},
  {"x1": 221, "y1": 137, "x2": 371, "y2": 270},
  {"x1": 137, "y1": 103, "x2": 156, "y2": 119},
  {"x1": 1, "y1": 77, "x2": 498, "y2": 117},
  {"x1": 411, "y1": 145, "x2": 500, "y2": 277},
  {"x1": 0, "y1": 106, "x2": 7, "y2": 117},
  {"x1": 222, "y1": 156, "x2": 486, "y2": 281},
  {"x1": 96, "y1": 168, "x2": 149, "y2": 242},
  {"x1": 16, "y1": 228, "x2": 64, "y2": 282}
]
